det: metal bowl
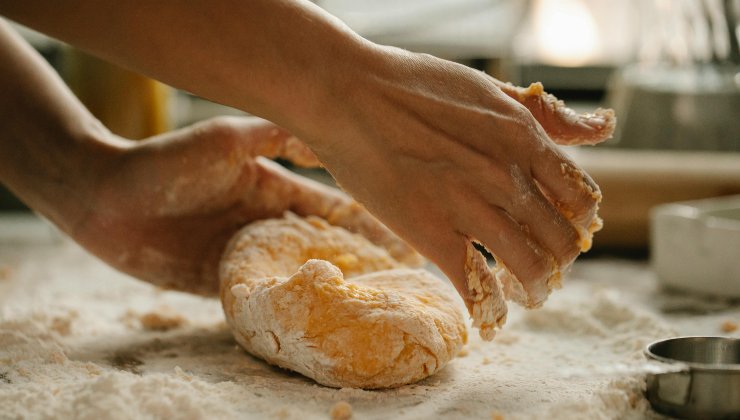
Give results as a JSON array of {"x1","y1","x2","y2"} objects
[
  {"x1": 607, "y1": 63, "x2": 740, "y2": 152},
  {"x1": 651, "y1": 195, "x2": 740, "y2": 298},
  {"x1": 644, "y1": 337, "x2": 740, "y2": 419}
]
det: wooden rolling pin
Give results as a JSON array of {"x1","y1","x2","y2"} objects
[{"x1": 572, "y1": 149, "x2": 740, "y2": 249}]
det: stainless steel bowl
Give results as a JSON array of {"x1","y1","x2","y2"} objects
[
  {"x1": 606, "y1": 64, "x2": 740, "y2": 152},
  {"x1": 644, "y1": 337, "x2": 740, "y2": 419}
]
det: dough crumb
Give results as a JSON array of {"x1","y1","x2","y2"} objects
[
  {"x1": 458, "y1": 346, "x2": 469, "y2": 357},
  {"x1": 482, "y1": 357, "x2": 492, "y2": 365},
  {"x1": 495, "y1": 332, "x2": 520, "y2": 345},
  {"x1": 174, "y1": 366, "x2": 192, "y2": 381},
  {"x1": 84, "y1": 363, "x2": 101, "y2": 376},
  {"x1": 0, "y1": 264, "x2": 11, "y2": 280},
  {"x1": 720, "y1": 320, "x2": 738, "y2": 333},
  {"x1": 274, "y1": 408, "x2": 290, "y2": 419},
  {"x1": 50, "y1": 350, "x2": 67, "y2": 364},
  {"x1": 139, "y1": 307, "x2": 186, "y2": 331},
  {"x1": 50, "y1": 310, "x2": 78, "y2": 336},
  {"x1": 330, "y1": 401, "x2": 352, "y2": 420},
  {"x1": 230, "y1": 283, "x2": 250, "y2": 298},
  {"x1": 491, "y1": 412, "x2": 506, "y2": 420}
]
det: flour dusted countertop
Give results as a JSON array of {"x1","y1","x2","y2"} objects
[{"x1": 1, "y1": 214, "x2": 738, "y2": 419}]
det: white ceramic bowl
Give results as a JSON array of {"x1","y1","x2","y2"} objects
[{"x1": 651, "y1": 195, "x2": 740, "y2": 297}]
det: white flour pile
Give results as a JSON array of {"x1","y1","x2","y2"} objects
[{"x1": 1, "y1": 216, "x2": 738, "y2": 419}]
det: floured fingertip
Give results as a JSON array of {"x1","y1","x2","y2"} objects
[
  {"x1": 560, "y1": 162, "x2": 600, "y2": 201},
  {"x1": 576, "y1": 214, "x2": 603, "y2": 252},
  {"x1": 547, "y1": 270, "x2": 563, "y2": 290},
  {"x1": 594, "y1": 108, "x2": 617, "y2": 136},
  {"x1": 479, "y1": 326, "x2": 497, "y2": 341},
  {"x1": 495, "y1": 265, "x2": 550, "y2": 309},
  {"x1": 495, "y1": 266, "x2": 526, "y2": 306}
]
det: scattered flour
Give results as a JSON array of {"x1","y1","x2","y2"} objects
[{"x1": 1, "y1": 228, "x2": 738, "y2": 419}]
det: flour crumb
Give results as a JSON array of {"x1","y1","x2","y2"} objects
[
  {"x1": 50, "y1": 310, "x2": 78, "y2": 336},
  {"x1": 482, "y1": 357, "x2": 492, "y2": 365},
  {"x1": 50, "y1": 350, "x2": 67, "y2": 364},
  {"x1": 173, "y1": 365, "x2": 192, "y2": 381},
  {"x1": 85, "y1": 363, "x2": 102, "y2": 376},
  {"x1": 330, "y1": 401, "x2": 352, "y2": 420},
  {"x1": 720, "y1": 320, "x2": 738, "y2": 333},
  {"x1": 495, "y1": 332, "x2": 520, "y2": 345},
  {"x1": 139, "y1": 307, "x2": 186, "y2": 331},
  {"x1": 120, "y1": 309, "x2": 138, "y2": 328},
  {"x1": 274, "y1": 408, "x2": 290, "y2": 419}
]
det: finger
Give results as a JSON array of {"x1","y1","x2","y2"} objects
[
  {"x1": 530, "y1": 146, "x2": 603, "y2": 252},
  {"x1": 399, "y1": 225, "x2": 506, "y2": 341},
  {"x1": 255, "y1": 158, "x2": 423, "y2": 266},
  {"x1": 461, "y1": 201, "x2": 558, "y2": 309},
  {"x1": 493, "y1": 80, "x2": 616, "y2": 145},
  {"x1": 503, "y1": 165, "x2": 581, "y2": 268},
  {"x1": 202, "y1": 116, "x2": 321, "y2": 167}
]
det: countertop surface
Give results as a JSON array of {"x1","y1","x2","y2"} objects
[{"x1": 1, "y1": 214, "x2": 738, "y2": 419}]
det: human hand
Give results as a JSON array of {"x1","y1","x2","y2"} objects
[
  {"x1": 72, "y1": 117, "x2": 420, "y2": 295},
  {"x1": 0, "y1": 0, "x2": 611, "y2": 320},
  {"x1": 305, "y1": 46, "x2": 615, "y2": 321}
]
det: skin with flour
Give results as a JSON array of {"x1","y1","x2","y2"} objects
[{"x1": 1, "y1": 1, "x2": 614, "y2": 310}]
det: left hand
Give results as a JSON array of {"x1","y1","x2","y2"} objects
[{"x1": 72, "y1": 116, "x2": 419, "y2": 295}]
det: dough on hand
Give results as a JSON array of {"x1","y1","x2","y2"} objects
[{"x1": 219, "y1": 214, "x2": 467, "y2": 389}]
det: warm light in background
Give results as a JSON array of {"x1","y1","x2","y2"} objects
[{"x1": 534, "y1": 0, "x2": 600, "y2": 66}]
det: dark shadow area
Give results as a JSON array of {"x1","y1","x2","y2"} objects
[
  {"x1": 0, "y1": 185, "x2": 29, "y2": 211},
  {"x1": 650, "y1": 287, "x2": 740, "y2": 315}
]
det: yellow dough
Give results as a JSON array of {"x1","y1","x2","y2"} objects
[{"x1": 219, "y1": 214, "x2": 467, "y2": 389}]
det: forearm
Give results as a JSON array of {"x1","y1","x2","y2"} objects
[
  {"x1": 0, "y1": 20, "x2": 122, "y2": 234},
  {"x1": 0, "y1": 0, "x2": 369, "y2": 143}
]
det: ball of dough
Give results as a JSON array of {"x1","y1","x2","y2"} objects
[{"x1": 219, "y1": 214, "x2": 467, "y2": 389}]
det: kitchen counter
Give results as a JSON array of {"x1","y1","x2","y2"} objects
[{"x1": 1, "y1": 214, "x2": 738, "y2": 419}]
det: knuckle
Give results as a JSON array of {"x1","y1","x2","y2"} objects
[{"x1": 201, "y1": 116, "x2": 239, "y2": 141}]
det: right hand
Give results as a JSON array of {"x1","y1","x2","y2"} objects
[{"x1": 304, "y1": 45, "x2": 615, "y2": 309}]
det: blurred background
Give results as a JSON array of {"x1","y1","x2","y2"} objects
[{"x1": 2, "y1": 0, "x2": 740, "y2": 258}]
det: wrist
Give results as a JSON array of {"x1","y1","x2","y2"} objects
[
  {"x1": 286, "y1": 37, "x2": 392, "y2": 152},
  {"x1": 60, "y1": 124, "x2": 129, "y2": 235},
  {"x1": 8, "y1": 119, "x2": 126, "y2": 237},
  {"x1": 293, "y1": 41, "x2": 419, "y2": 155},
  {"x1": 272, "y1": 29, "x2": 374, "y2": 139}
]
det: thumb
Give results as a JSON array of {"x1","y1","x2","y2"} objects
[
  {"x1": 494, "y1": 80, "x2": 616, "y2": 146},
  {"x1": 212, "y1": 116, "x2": 321, "y2": 167}
]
